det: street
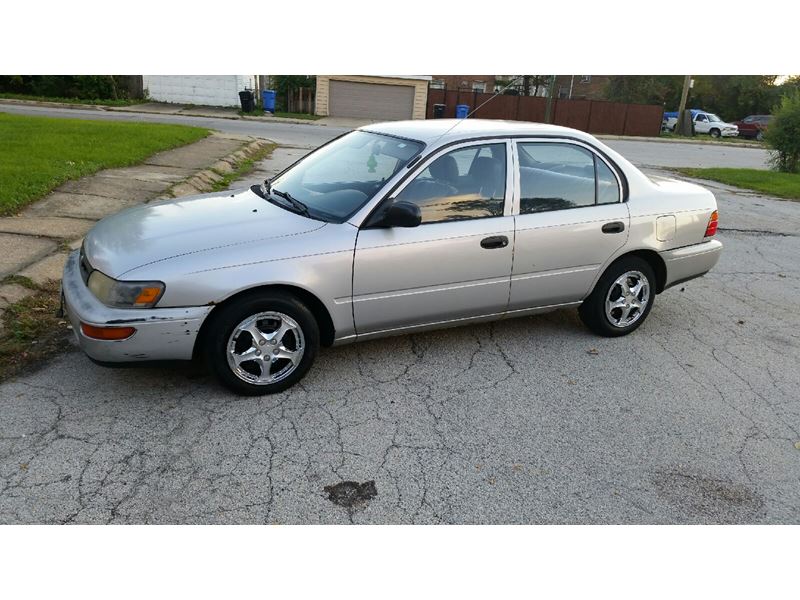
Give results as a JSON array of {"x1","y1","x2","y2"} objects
[
  {"x1": 0, "y1": 103, "x2": 771, "y2": 169},
  {"x1": 1, "y1": 140, "x2": 798, "y2": 522}
]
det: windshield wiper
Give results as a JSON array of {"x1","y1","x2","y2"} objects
[{"x1": 270, "y1": 188, "x2": 311, "y2": 217}]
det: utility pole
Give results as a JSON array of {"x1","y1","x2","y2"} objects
[
  {"x1": 676, "y1": 75, "x2": 693, "y2": 136},
  {"x1": 545, "y1": 75, "x2": 557, "y2": 123}
]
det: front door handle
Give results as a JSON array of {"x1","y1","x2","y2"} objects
[
  {"x1": 480, "y1": 235, "x2": 509, "y2": 249},
  {"x1": 601, "y1": 221, "x2": 625, "y2": 234}
]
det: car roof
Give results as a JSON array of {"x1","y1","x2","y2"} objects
[{"x1": 360, "y1": 119, "x2": 596, "y2": 147}]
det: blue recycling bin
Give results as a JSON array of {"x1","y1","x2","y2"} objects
[
  {"x1": 455, "y1": 104, "x2": 470, "y2": 119},
  {"x1": 261, "y1": 89, "x2": 276, "y2": 113}
]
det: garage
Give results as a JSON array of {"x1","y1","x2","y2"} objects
[
  {"x1": 329, "y1": 80, "x2": 415, "y2": 120},
  {"x1": 315, "y1": 76, "x2": 430, "y2": 120}
]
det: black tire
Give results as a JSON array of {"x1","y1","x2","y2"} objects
[
  {"x1": 202, "y1": 291, "x2": 319, "y2": 395},
  {"x1": 579, "y1": 256, "x2": 656, "y2": 337},
  {"x1": 756, "y1": 130, "x2": 764, "y2": 141},
  {"x1": 709, "y1": 128, "x2": 721, "y2": 138}
]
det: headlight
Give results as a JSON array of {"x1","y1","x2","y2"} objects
[{"x1": 87, "y1": 270, "x2": 165, "y2": 308}]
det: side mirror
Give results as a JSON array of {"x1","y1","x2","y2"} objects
[{"x1": 376, "y1": 200, "x2": 421, "y2": 228}]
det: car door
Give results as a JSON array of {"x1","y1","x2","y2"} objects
[
  {"x1": 352, "y1": 140, "x2": 515, "y2": 335},
  {"x1": 509, "y1": 139, "x2": 629, "y2": 311},
  {"x1": 694, "y1": 113, "x2": 710, "y2": 133}
]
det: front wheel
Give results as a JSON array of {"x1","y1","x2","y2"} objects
[
  {"x1": 709, "y1": 128, "x2": 721, "y2": 138},
  {"x1": 756, "y1": 130, "x2": 764, "y2": 141},
  {"x1": 579, "y1": 257, "x2": 656, "y2": 337},
  {"x1": 202, "y1": 291, "x2": 320, "y2": 395}
]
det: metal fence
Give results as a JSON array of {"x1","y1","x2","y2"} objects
[{"x1": 426, "y1": 89, "x2": 664, "y2": 137}]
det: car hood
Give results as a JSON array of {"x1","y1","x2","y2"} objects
[{"x1": 83, "y1": 187, "x2": 326, "y2": 278}]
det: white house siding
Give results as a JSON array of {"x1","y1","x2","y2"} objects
[{"x1": 142, "y1": 75, "x2": 256, "y2": 107}]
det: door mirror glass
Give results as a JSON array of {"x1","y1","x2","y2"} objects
[{"x1": 380, "y1": 201, "x2": 422, "y2": 228}]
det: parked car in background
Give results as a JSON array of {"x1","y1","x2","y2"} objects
[
  {"x1": 62, "y1": 120, "x2": 722, "y2": 395},
  {"x1": 663, "y1": 109, "x2": 739, "y2": 138},
  {"x1": 733, "y1": 115, "x2": 772, "y2": 140}
]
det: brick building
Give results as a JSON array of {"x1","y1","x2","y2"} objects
[
  {"x1": 553, "y1": 75, "x2": 611, "y2": 100},
  {"x1": 430, "y1": 75, "x2": 497, "y2": 93}
]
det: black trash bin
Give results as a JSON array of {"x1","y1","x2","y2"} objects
[
  {"x1": 433, "y1": 103, "x2": 446, "y2": 118},
  {"x1": 239, "y1": 90, "x2": 255, "y2": 113}
]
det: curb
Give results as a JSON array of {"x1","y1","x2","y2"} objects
[
  {"x1": 595, "y1": 133, "x2": 765, "y2": 149},
  {"x1": 0, "y1": 98, "x2": 329, "y2": 126},
  {"x1": 166, "y1": 139, "x2": 273, "y2": 197},
  {"x1": 0, "y1": 98, "x2": 116, "y2": 111}
]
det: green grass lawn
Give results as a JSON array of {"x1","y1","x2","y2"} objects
[
  {"x1": 271, "y1": 111, "x2": 322, "y2": 121},
  {"x1": 660, "y1": 131, "x2": 762, "y2": 145},
  {"x1": 0, "y1": 92, "x2": 147, "y2": 106},
  {"x1": 675, "y1": 168, "x2": 800, "y2": 200},
  {"x1": 0, "y1": 113, "x2": 209, "y2": 215}
]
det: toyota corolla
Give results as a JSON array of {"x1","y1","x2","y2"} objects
[{"x1": 62, "y1": 119, "x2": 722, "y2": 394}]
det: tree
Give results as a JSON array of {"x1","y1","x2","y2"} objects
[
  {"x1": 605, "y1": 76, "x2": 684, "y2": 107},
  {"x1": 765, "y1": 91, "x2": 800, "y2": 173},
  {"x1": 604, "y1": 75, "x2": 781, "y2": 119},
  {"x1": 272, "y1": 76, "x2": 315, "y2": 112},
  {"x1": 689, "y1": 76, "x2": 779, "y2": 121}
]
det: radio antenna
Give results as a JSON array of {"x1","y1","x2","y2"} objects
[{"x1": 428, "y1": 75, "x2": 527, "y2": 147}]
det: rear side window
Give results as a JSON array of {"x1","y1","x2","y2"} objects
[
  {"x1": 596, "y1": 158, "x2": 620, "y2": 204},
  {"x1": 518, "y1": 143, "x2": 619, "y2": 213}
]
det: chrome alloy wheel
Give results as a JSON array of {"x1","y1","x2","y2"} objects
[
  {"x1": 226, "y1": 311, "x2": 305, "y2": 385},
  {"x1": 605, "y1": 270, "x2": 650, "y2": 328}
]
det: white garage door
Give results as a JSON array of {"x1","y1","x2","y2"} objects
[{"x1": 329, "y1": 80, "x2": 415, "y2": 120}]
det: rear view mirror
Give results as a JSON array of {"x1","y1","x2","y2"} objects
[{"x1": 374, "y1": 200, "x2": 421, "y2": 228}]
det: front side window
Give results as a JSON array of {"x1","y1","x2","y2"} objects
[
  {"x1": 267, "y1": 131, "x2": 423, "y2": 222},
  {"x1": 518, "y1": 143, "x2": 619, "y2": 213},
  {"x1": 696, "y1": 114, "x2": 708, "y2": 122},
  {"x1": 393, "y1": 143, "x2": 507, "y2": 224}
]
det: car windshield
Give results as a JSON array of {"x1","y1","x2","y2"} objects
[
  {"x1": 265, "y1": 131, "x2": 424, "y2": 222},
  {"x1": 707, "y1": 114, "x2": 723, "y2": 122}
]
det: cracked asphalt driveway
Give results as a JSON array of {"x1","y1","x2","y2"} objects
[{"x1": 2, "y1": 171, "x2": 799, "y2": 524}]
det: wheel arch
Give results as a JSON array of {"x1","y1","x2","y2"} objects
[
  {"x1": 193, "y1": 284, "x2": 337, "y2": 360},
  {"x1": 617, "y1": 249, "x2": 667, "y2": 293}
]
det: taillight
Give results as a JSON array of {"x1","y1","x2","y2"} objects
[{"x1": 705, "y1": 210, "x2": 718, "y2": 237}]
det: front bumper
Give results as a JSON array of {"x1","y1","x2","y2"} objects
[
  {"x1": 62, "y1": 250, "x2": 213, "y2": 362},
  {"x1": 720, "y1": 129, "x2": 739, "y2": 137},
  {"x1": 660, "y1": 239, "x2": 723, "y2": 289}
]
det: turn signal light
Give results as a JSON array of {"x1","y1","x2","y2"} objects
[
  {"x1": 705, "y1": 210, "x2": 719, "y2": 237},
  {"x1": 134, "y1": 287, "x2": 163, "y2": 306},
  {"x1": 80, "y1": 322, "x2": 136, "y2": 340}
]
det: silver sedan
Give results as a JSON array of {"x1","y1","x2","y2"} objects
[{"x1": 62, "y1": 119, "x2": 722, "y2": 394}]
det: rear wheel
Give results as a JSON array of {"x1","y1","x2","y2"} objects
[
  {"x1": 579, "y1": 257, "x2": 656, "y2": 337},
  {"x1": 203, "y1": 291, "x2": 319, "y2": 395},
  {"x1": 756, "y1": 130, "x2": 764, "y2": 141}
]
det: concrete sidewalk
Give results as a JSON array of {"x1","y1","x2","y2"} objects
[{"x1": 0, "y1": 132, "x2": 273, "y2": 326}]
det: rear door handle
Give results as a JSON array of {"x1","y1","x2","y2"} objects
[
  {"x1": 601, "y1": 221, "x2": 625, "y2": 234},
  {"x1": 480, "y1": 235, "x2": 509, "y2": 249}
]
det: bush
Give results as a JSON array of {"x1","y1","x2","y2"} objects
[
  {"x1": 0, "y1": 75, "x2": 126, "y2": 100},
  {"x1": 765, "y1": 91, "x2": 800, "y2": 173}
]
